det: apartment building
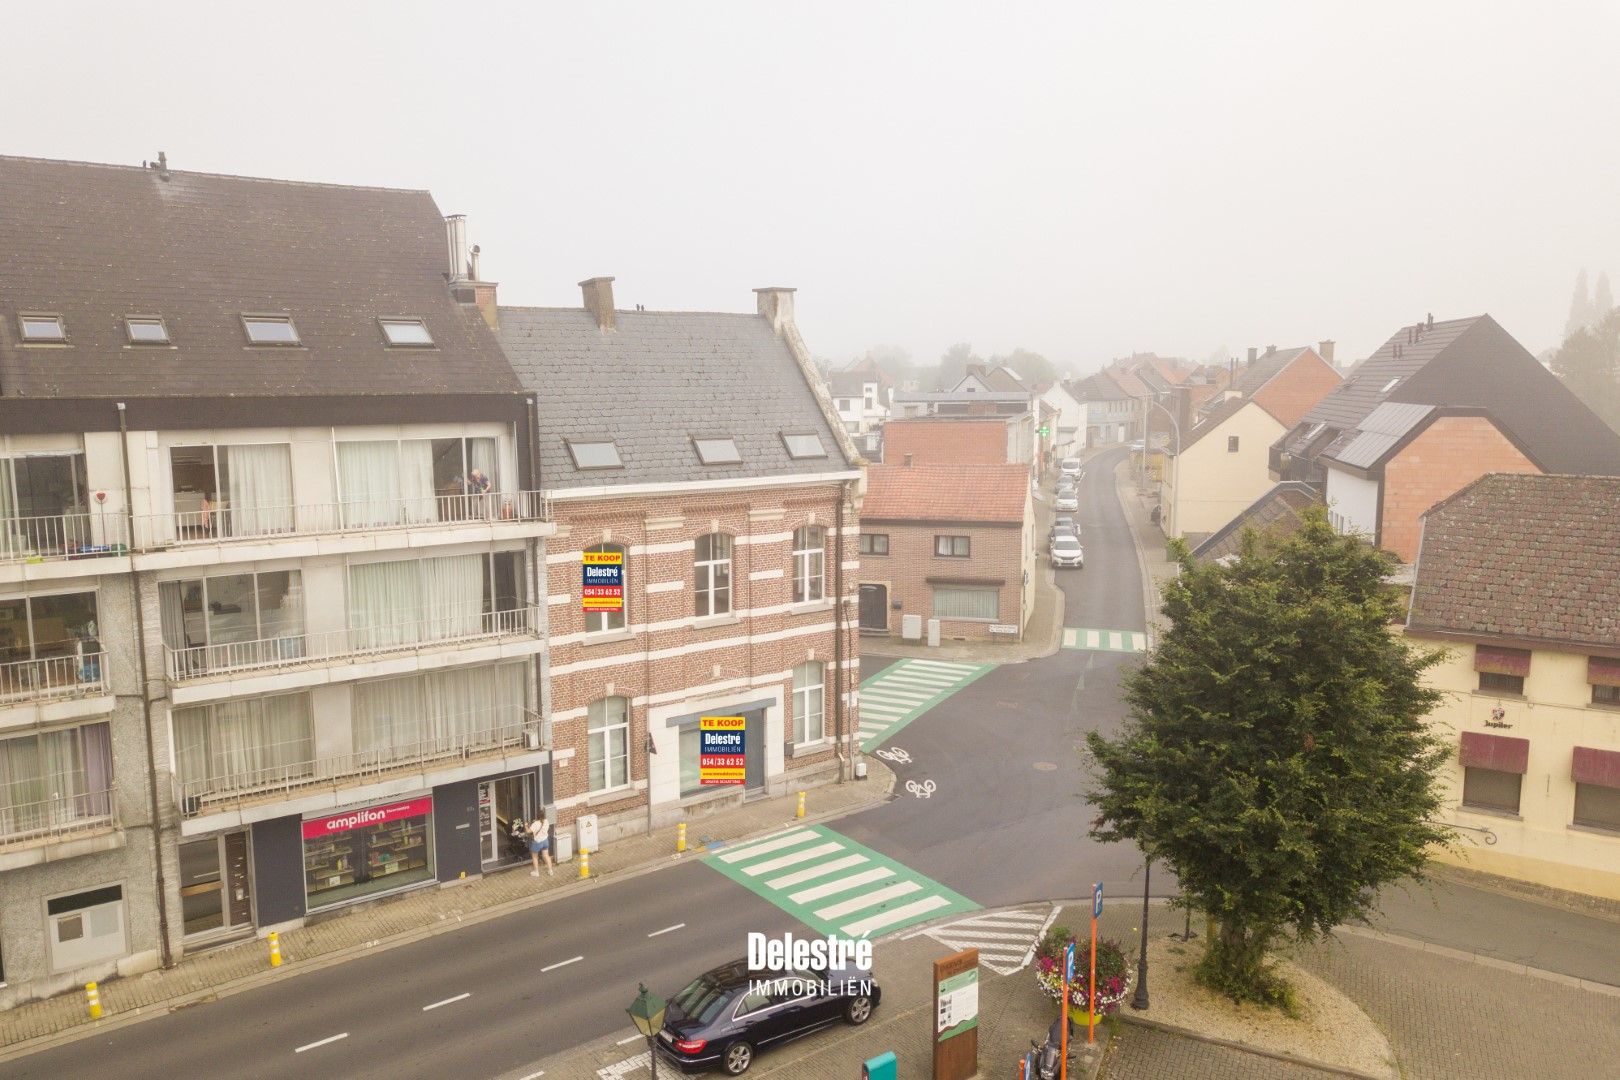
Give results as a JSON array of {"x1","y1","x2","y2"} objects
[
  {"x1": 0, "y1": 155, "x2": 553, "y2": 1005},
  {"x1": 499, "y1": 281, "x2": 863, "y2": 846}
]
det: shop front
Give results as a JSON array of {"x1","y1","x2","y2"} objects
[{"x1": 302, "y1": 795, "x2": 436, "y2": 910}]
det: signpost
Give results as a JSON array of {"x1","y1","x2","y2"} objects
[
  {"x1": 932, "y1": 949, "x2": 978, "y2": 1080},
  {"x1": 1088, "y1": 882, "x2": 1103, "y2": 1045},
  {"x1": 699, "y1": 716, "x2": 746, "y2": 786},
  {"x1": 1060, "y1": 942, "x2": 1075, "y2": 1078},
  {"x1": 581, "y1": 550, "x2": 624, "y2": 612}
]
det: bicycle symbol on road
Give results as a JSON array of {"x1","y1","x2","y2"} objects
[
  {"x1": 905, "y1": 779, "x2": 937, "y2": 799},
  {"x1": 875, "y1": 746, "x2": 912, "y2": 764}
]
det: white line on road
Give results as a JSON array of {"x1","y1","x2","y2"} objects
[
  {"x1": 741, "y1": 841, "x2": 843, "y2": 876},
  {"x1": 788, "y1": 866, "x2": 894, "y2": 905},
  {"x1": 841, "y1": 894, "x2": 952, "y2": 937},
  {"x1": 517, "y1": 1072, "x2": 545, "y2": 1080},
  {"x1": 541, "y1": 955, "x2": 584, "y2": 973},
  {"x1": 715, "y1": 828, "x2": 813, "y2": 863},
  {"x1": 616, "y1": 1034, "x2": 645, "y2": 1045},
  {"x1": 294, "y1": 1033, "x2": 349, "y2": 1053},
  {"x1": 422, "y1": 991, "x2": 471, "y2": 1011},
  {"x1": 765, "y1": 852, "x2": 867, "y2": 890},
  {"x1": 648, "y1": 923, "x2": 686, "y2": 937}
]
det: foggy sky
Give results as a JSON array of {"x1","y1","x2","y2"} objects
[{"x1": 5, "y1": 1, "x2": 1617, "y2": 375}]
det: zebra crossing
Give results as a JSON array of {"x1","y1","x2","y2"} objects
[
  {"x1": 907, "y1": 904, "x2": 1059, "y2": 975},
  {"x1": 1061, "y1": 626, "x2": 1148, "y2": 653},
  {"x1": 857, "y1": 658, "x2": 993, "y2": 752},
  {"x1": 704, "y1": 824, "x2": 979, "y2": 940}
]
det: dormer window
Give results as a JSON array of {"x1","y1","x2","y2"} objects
[
  {"x1": 692, "y1": 437, "x2": 741, "y2": 465},
  {"x1": 781, "y1": 433, "x2": 827, "y2": 459},
  {"x1": 566, "y1": 439, "x2": 623, "y2": 469},
  {"x1": 1380, "y1": 377, "x2": 1402, "y2": 393},
  {"x1": 241, "y1": 314, "x2": 300, "y2": 346},
  {"x1": 379, "y1": 317, "x2": 434, "y2": 347},
  {"x1": 125, "y1": 316, "x2": 170, "y2": 344},
  {"x1": 19, "y1": 314, "x2": 66, "y2": 342}
]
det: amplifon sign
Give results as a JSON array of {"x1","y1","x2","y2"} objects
[
  {"x1": 700, "y1": 715, "x2": 746, "y2": 786},
  {"x1": 582, "y1": 550, "x2": 624, "y2": 612},
  {"x1": 302, "y1": 796, "x2": 432, "y2": 840}
]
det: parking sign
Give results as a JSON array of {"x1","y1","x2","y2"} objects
[{"x1": 1092, "y1": 882, "x2": 1104, "y2": 919}]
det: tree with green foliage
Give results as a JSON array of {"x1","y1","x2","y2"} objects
[
  {"x1": 1566, "y1": 268, "x2": 1594, "y2": 340},
  {"x1": 935, "y1": 342, "x2": 981, "y2": 390},
  {"x1": 990, "y1": 348, "x2": 1057, "y2": 386},
  {"x1": 1085, "y1": 511, "x2": 1452, "y2": 1008},
  {"x1": 1551, "y1": 308, "x2": 1620, "y2": 436}
]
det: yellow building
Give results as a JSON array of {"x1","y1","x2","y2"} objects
[
  {"x1": 1407, "y1": 474, "x2": 1620, "y2": 900},
  {"x1": 1160, "y1": 399, "x2": 1286, "y2": 546}
]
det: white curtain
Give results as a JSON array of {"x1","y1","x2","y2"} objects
[
  {"x1": 0, "y1": 460, "x2": 16, "y2": 559},
  {"x1": 158, "y1": 581, "x2": 187, "y2": 651},
  {"x1": 175, "y1": 696, "x2": 313, "y2": 789},
  {"x1": 38, "y1": 728, "x2": 82, "y2": 827},
  {"x1": 226, "y1": 444, "x2": 294, "y2": 536},
  {"x1": 349, "y1": 560, "x2": 423, "y2": 649},
  {"x1": 423, "y1": 554, "x2": 485, "y2": 639},
  {"x1": 354, "y1": 664, "x2": 524, "y2": 762},
  {"x1": 338, "y1": 441, "x2": 401, "y2": 527},
  {"x1": 0, "y1": 734, "x2": 41, "y2": 832},
  {"x1": 400, "y1": 439, "x2": 436, "y2": 523},
  {"x1": 468, "y1": 437, "x2": 497, "y2": 517},
  {"x1": 353, "y1": 676, "x2": 428, "y2": 762}
]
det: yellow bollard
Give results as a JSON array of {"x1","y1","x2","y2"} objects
[
  {"x1": 85, "y1": 981, "x2": 102, "y2": 1020},
  {"x1": 676, "y1": 822, "x2": 687, "y2": 854},
  {"x1": 579, "y1": 846, "x2": 590, "y2": 880},
  {"x1": 268, "y1": 930, "x2": 282, "y2": 968},
  {"x1": 796, "y1": 791, "x2": 806, "y2": 819}
]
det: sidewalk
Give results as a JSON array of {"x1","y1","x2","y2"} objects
[
  {"x1": 1112, "y1": 456, "x2": 1178, "y2": 645},
  {"x1": 0, "y1": 762, "x2": 896, "y2": 1056}
]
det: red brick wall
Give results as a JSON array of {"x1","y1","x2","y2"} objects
[
  {"x1": 857, "y1": 522, "x2": 1023, "y2": 640},
  {"x1": 545, "y1": 483, "x2": 859, "y2": 833},
  {"x1": 1381, "y1": 417, "x2": 1541, "y2": 562},
  {"x1": 1251, "y1": 352, "x2": 1342, "y2": 430},
  {"x1": 883, "y1": 420, "x2": 1008, "y2": 464}
]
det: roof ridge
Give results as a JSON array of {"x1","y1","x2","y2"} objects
[
  {"x1": 498, "y1": 305, "x2": 765, "y2": 318},
  {"x1": 0, "y1": 153, "x2": 431, "y2": 195}
]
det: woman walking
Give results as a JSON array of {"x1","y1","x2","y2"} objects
[{"x1": 528, "y1": 813, "x2": 554, "y2": 877}]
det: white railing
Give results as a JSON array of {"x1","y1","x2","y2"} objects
[
  {"x1": 0, "y1": 512, "x2": 130, "y2": 564},
  {"x1": 131, "y1": 490, "x2": 551, "y2": 551},
  {"x1": 0, "y1": 786, "x2": 118, "y2": 848},
  {"x1": 174, "y1": 712, "x2": 546, "y2": 818},
  {"x1": 0, "y1": 651, "x2": 109, "y2": 704},
  {"x1": 163, "y1": 605, "x2": 539, "y2": 681}
]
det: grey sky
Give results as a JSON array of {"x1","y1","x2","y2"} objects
[{"x1": 6, "y1": 1, "x2": 1616, "y2": 374}]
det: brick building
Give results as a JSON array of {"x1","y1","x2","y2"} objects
[
  {"x1": 882, "y1": 417, "x2": 1024, "y2": 466},
  {"x1": 857, "y1": 463, "x2": 1033, "y2": 641},
  {"x1": 498, "y1": 282, "x2": 864, "y2": 845}
]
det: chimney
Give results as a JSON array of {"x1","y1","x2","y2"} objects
[
  {"x1": 580, "y1": 277, "x2": 616, "y2": 330},
  {"x1": 1246, "y1": 346, "x2": 1257, "y2": 364},
  {"x1": 445, "y1": 215, "x2": 469, "y2": 283},
  {"x1": 754, "y1": 287, "x2": 797, "y2": 335},
  {"x1": 903, "y1": 454, "x2": 914, "y2": 467},
  {"x1": 1426, "y1": 312, "x2": 1434, "y2": 330},
  {"x1": 1265, "y1": 344, "x2": 1276, "y2": 356},
  {"x1": 1318, "y1": 339, "x2": 1335, "y2": 365},
  {"x1": 156, "y1": 150, "x2": 170, "y2": 182}
]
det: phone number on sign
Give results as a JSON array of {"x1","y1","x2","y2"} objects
[{"x1": 699, "y1": 755, "x2": 746, "y2": 767}]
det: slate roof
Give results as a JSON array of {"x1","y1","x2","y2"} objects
[
  {"x1": 498, "y1": 307, "x2": 854, "y2": 491},
  {"x1": 1233, "y1": 347, "x2": 1310, "y2": 396},
  {"x1": 1180, "y1": 396, "x2": 1265, "y2": 452},
  {"x1": 0, "y1": 154, "x2": 519, "y2": 399},
  {"x1": 1069, "y1": 373, "x2": 1131, "y2": 402},
  {"x1": 1408, "y1": 473, "x2": 1620, "y2": 648},
  {"x1": 1191, "y1": 482, "x2": 1321, "y2": 564},
  {"x1": 828, "y1": 370, "x2": 877, "y2": 397},
  {"x1": 1103, "y1": 367, "x2": 1152, "y2": 398},
  {"x1": 863, "y1": 463, "x2": 1027, "y2": 524},
  {"x1": 892, "y1": 390, "x2": 1031, "y2": 405}
]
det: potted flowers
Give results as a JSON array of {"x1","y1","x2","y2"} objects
[{"x1": 1034, "y1": 926, "x2": 1132, "y2": 1026}]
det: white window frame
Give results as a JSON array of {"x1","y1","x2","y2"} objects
[
  {"x1": 931, "y1": 585, "x2": 999, "y2": 621},
  {"x1": 45, "y1": 883, "x2": 127, "y2": 974},
  {"x1": 18, "y1": 314, "x2": 67, "y2": 343},
  {"x1": 792, "y1": 662, "x2": 824, "y2": 745},
  {"x1": 240, "y1": 314, "x2": 301, "y2": 346},
  {"x1": 378, "y1": 317, "x2": 434, "y2": 347},
  {"x1": 584, "y1": 543, "x2": 628, "y2": 634},
  {"x1": 587, "y1": 697, "x2": 630, "y2": 793},
  {"x1": 694, "y1": 533, "x2": 734, "y2": 617},
  {"x1": 792, "y1": 526, "x2": 825, "y2": 604}
]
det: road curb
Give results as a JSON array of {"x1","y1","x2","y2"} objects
[
  {"x1": 1330, "y1": 924, "x2": 1620, "y2": 997},
  {"x1": 1116, "y1": 1013, "x2": 1392, "y2": 1080}
]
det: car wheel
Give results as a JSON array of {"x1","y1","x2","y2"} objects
[
  {"x1": 722, "y1": 1041, "x2": 754, "y2": 1075},
  {"x1": 845, "y1": 995, "x2": 874, "y2": 1025}
]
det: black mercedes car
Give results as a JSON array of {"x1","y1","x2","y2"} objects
[{"x1": 656, "y1": 959, "x2": 880, "y2": 1074}]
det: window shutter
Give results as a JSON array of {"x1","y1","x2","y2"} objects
[
  {"x1": 1473, "y1": 645, "x2": 1531, "y2": 677},
  {"x1": 1587, "y1": 657, "x2": 1620, "y2": 689},
  {"x1": 1459, "y1": 731, "x2": 1529, "y2": 774},
  {"x1": 1572, "y1": 746, "x2": 1620, "y2": 790}
]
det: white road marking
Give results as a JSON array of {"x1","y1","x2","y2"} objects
[
  {"x1": 294, "y1": 1033, "x2": 349, "y2": 1053},
  {"x1": 422, "y1": 991, "x2": 471, "y2": 1011},
  {"x1": 765, "y1": 852, "x2": 867, "y2": 890},
  {"x1": 788, "y1": 866, "x2": 894, "y2": 905},
  {"x1": 815, "y1": 880, "x2": 921, "y2": 920},
  {"x1": 616, "y1": 1034, "x2": 644, "y2": 1045},
  {"x1": 541, "y1": 956, "x2": 584, "y2": 972},
  {"x1": 715, "y1": 828, "x2": 813, "y2": 863},
  {"x1": 741, "y1": 841, "x2": 844, "y2": 876},
  {"x1": 933, "y1": 929, "x2": 1038, "y2": 941},
  {"x1": 517, "y1": 1072, "x2": 546, "y2": 1080},
  {"x1": 842, "y1": 894, "x2": 952, "y2": 937},
  {"x1": 905, "y1": 778, "x2": 937, "y2": 798},
  {"x1": 1086, "y1": 630, "x2": 1101, "y2": 648},
  {"x1": 647, "y1": 923, "x2": 685, "y2": 938},
  {"x1": 597, "y1": 1051, "x2": 651, "y2": 1078}
]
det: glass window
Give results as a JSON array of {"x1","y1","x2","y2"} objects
[
  {"x1": 168, "y1": 443, "x2": 295, "y2": 538},
  {"x1": 694, "y1": 533, "x2": 733, "y2": 617},
  {"x1": 680, "y1": 725, "x2": 703, "y2": 797},
  {"x1": 934, "y1": 535, "x2": 971, "y2": 558},
  {"x1": 588, "y1": 697, "x2": 629, "y2": 792},
  {"x1": 670, "y1": 976, "x2": 731, "y2": 1025},
  {"x1": 0, "y1": 590, "x2": 101, "y2": 699},
  {"x1": 350, "y1": 664, "x2": 525, "y2": 766},
  {"x1": 125, "y1": 317, "x2": 170, "y2": 344},
  {"x1": 1227, "y1": 435, "x2": 1240, "y2": 453},
  {"x1": 173, "y1": 695, "x2": 314, "y2": 795},
  {"x1": 793, "y1": 662, "x2": 824, "y2": 745},
  {"x1": 1573, "y1": 783, "x2": 1620, "y2": 831},
  {"x1": 566, "y1": 441, "x2": 623, "y2": 469},
  {"x1": 1592, "y1": 684, "x2": 1620, "y2": 706},
  {"x1": 46, "y1": 884, "x2": 126, "y2": 973},
  {"x1": 792, "y1": 527, "x2": 825, "y2": 603},
  {"x1": 241, "y1": 315, "x2": 300, "y2": 345},
  {"x1": 932, "y1": 586, "x2": 999, "y2": 621},
  {"x1": 1461, "y1": 766, "x2": 1521, "y2": 814},
  {"x1": 430, "y1": 437, "x2": 499, "y2": 517},
  {"x1": 859, "y1": 533, "x2": 889, "y2": 556},
  {"x1": 1478, "y1": 672, "x2": 1524, "y2": 695},
  {"x1": 692, "y1": 438, "x2": 741, "y2": 465},
  {"x1": 781, "y1": 433, "x2": 826, "y2": 459},
  {"x1": 0, "y1": 722, "x2": 114, "y2": 838},
  {"x1": 303, "y1": 798, "x2": 435, "y2": 910},
  {"x1": 160, "y1": 571, "x2": 304, "y2": 675},
  {"x1": 584, "y1": 544, "x2": 627, "y2": 633},
  {"x1": 19, "y1": 315, "x2": 66, "y2": 342},
  {"x1": 379, "y1": 318, "x2": 433, "y2": 346}
]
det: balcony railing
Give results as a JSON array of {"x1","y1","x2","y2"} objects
[
  {"x1": 0, "y1": 512, "x2": 130, "y2": 565},
  {"x1": 0, "y1": 651, "x2": 109, "y2": 705},
  {"x1": 164, "y1": 604, "x2": 539, "y2": 682},
  {"x1": 0, "y1": 787, "x2": 118, "y2": 850},
  {"x1": 174, "y1": 711, "x2": 546, "y2": 818},
  {"x1": 131, "y1": 490, "x2": 551, "y2": 552}
]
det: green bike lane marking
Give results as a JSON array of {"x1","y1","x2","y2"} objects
[{"x1": 857, "y1": 658, "x2": 995, "y2": 753}]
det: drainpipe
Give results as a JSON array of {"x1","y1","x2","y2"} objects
[
  {"x1": 835, "y1": 481, "x2": 848, "y2": 783},
  {"x1": 118, "y1": 403, "x2": 173, "y2": 969},
  {"x1": 525, "y1": 399, "x2": 552, "y2": 775},
  {"x1": 642, "y1": 511, "x2": 655, "y2": 834}
]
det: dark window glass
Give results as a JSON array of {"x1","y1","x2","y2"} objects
[
  {"x1": 47, "y1": 884, "x2": 123, "y2": 916},
  {"x1": 1461, "y1": 767, "x2": 1521, "y2": 813},
  {"x1": 670, "y1": 977, "x2": 731, "y2": 1024},
  {"x1": 1478, "y1": 672, "x2": 1524, "y2": 694},
  {"x1": 934, "y1": 535, "x2": 970, "y2": 558},
  {"x1": 859, "y1": 534, "x2": 889, "y2": 556},
  {"x1": 1573, "y1": 783, "x2": 1620, "y2": 831},
  {"x1": 1592, "y1": 684, "x2": 1620, "y2": 706}
]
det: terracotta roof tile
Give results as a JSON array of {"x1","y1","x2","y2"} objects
[{"x1": 863, "y1": 463, "x2": 1028, "y2": 523}]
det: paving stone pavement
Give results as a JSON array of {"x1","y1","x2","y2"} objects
[
  {"x1": 0, "y1": 763, "x2": 893, "y2": 1052},
  {"x1": 1102, "y1": 1024, "x2": 1344, "y2": 1080}
]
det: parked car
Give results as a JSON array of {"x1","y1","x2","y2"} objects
[
  {"x1": 1059, "y1": 457, "x2": 1083, "y2": 476},
  {"x1": 658, "y1": 959, "x2": 880, "y2": 1074},
  {"x1": 1049, "y1": 515, "x2": 1078, "y2": 544},
  {"x1": 1055, "y1": 480, "x2": 1076, "y2": 498},
  {"x1": 1050, "y1": 534, "x2": 1085, "y2": 568},
  {"x1": 1129, "y1": 439, "x2": 1145, "y2": 452},
  {"x1": 1054, "y1": 492, "x2": 1079, "y2": 512}
]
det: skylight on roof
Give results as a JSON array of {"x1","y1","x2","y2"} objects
[
  {"x1": 566, "y1": 439, "x2": 623, "y2": 469},
  {"x1": 19, "y1": 315, "x2": 65, "y2": 342},
  {"x1": 242, "y1": 315, "x2": 300, "y2": 345},
  {"x1": 1381, "y1": 377, "x2": 1402, "y2": 393},
  {"x1": 379, "y1": 318, "x2": 434, "y2": 347},
  {"x1": 692, "y1": 437, "x2": 742, "y2": 465},
  {"x1": 781, "y1": 433, "x2": 826, "y2": 459},
  {"x1": 1306, "y1": 422, "x2": 1327, "y2": 440},
  {"x1": 125, "y1": 317, "x2": 170, "y2": 344}
]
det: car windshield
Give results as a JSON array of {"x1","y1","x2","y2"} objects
[
  {"x1": 670, "y1": 977, "x2": 732, "y2": 1024},
  {"x1": 1054, "y1": 537, "x2": 1082, "y2": 551}
]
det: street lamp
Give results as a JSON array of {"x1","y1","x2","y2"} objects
[
  {"x1": 627, "y1": 982, "x2": 668, "y2": 1078},
  {"x1": 1144, "y1": 396, "x2": 1181, "y2": 535},
  {"x1": 1131, "y1": 858, "x2": 1150, "y2": 1011}
]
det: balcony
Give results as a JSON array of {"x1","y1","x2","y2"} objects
[
  {"x1": 164, "y1": 605, "x2": 540, "y2": 683},
  {"x1": 0, "y1": 512, "x2": 130, "y2": 566},
  {"x1": 0, "y1": 652, "x2": 109, "y2": 706},
  {"x1": 174, "y1": 709, "x2": 547, "y2": 820},
  {"x1": 0, "y1": 786, "x2": 120, "y2": 863}
]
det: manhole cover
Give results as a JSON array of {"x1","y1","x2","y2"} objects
[{"x1": 1033, "y1": 761, "x2": 1058, "y2": 771}]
